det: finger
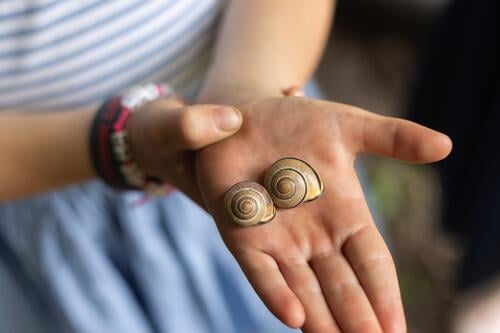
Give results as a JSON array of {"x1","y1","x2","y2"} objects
[
  {"x1": 319, "y1": 166, "x2": 406, "y2": 333},
  {"x1": 146, "y1": 102, "x2": 243, "y2": 151},
  {"x1": 280, "y1": 259, "x2": 341, "y2": 333},
  {"x1": 343, "y1": 224, "x2": 406, "y2": 333},
  {"x1": 350, "y1": 111, "x2": 452, "y2": 163},
  {"x1": 235, "y1": 250, "x2": 305, "y2": 328},
  {"x1": 174, "y1": 104, "x2": 243, "y2": 150},
  {"x1": 310, "y1": 250, "x2": 382, "y2": 333}
]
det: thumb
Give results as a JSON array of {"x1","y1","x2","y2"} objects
[{"x1": 170, "y1": 104, "x2": 242, "y2": 150}]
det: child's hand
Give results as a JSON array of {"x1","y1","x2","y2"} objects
[
  {"x1": 126, "y1": 97, "x2": 242, "y2": 206},
  {"x1": 196, "y1": 95, "x2": 452, "y2": 333}
]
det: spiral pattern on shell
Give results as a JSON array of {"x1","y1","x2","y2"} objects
[
  {"x1": 264, "y1": 158, "x2": 324, "y2": 208},
  {"x1": 223, "y1": 182, "x2": 275, "y2": 227},
  {"x1": 268, "y1": 169, "x2": 307, "y2": 208}
]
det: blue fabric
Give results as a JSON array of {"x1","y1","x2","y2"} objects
[
  {"x1": 0, "y1": 0, "x2": 222, "y2": 109},
  {"x1": 0, "y1": 1, "x2": 112, "y2": 40},
  {"x1": 0, "y1": 2, "x2": 205, "y2": 93},
  {"x1": 0, "y1": 182, "x2": 295, "y2": 333},
  {"x1": 0, "y1": 1, "x2": 60, "y2": 20}
]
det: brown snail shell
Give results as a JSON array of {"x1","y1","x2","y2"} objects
[
  {"x1": 264, "y1": 157, "x2": 323, "y2": 208},
  {"x1": 223, "y1": 182, "x2": 276, "y2": 227}
]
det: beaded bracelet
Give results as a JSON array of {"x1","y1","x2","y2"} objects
[{"x1": 90, "y1": 83, "x2": 173, "y2": 195}]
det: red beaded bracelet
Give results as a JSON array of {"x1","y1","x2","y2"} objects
[{"x1": 90, "y1": 83, "x2": 174, "y2": 195}]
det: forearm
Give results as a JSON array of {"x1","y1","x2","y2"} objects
[
  {"x1": 0, "y1": 108, "x2": 96, "y2": 200},
  {"x1": 199, "y1": 0, "x2": 335, "y2": 103}
]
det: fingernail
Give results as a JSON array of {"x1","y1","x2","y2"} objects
[{"x1": 214, "y1": 107, "x2": 242, "y2": 131}]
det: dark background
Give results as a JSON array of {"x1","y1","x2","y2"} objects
[{"x1": 317, "y1": 1, "x2": 457, "y2": 332}]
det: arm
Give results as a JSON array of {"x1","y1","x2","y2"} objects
[
  {"x1": 0, "y1": 101, "x2": 242, "y2": 201},
  {"x1": 199, "y1": 0, "x2": 334, "y2": 103},
  {"x1": 0, "y1": 108, "x2": 95, "y2": 200}
]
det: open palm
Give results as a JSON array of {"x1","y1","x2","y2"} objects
[{"x1": 196, "y1": 96, "x2": 451, "y2": 333}]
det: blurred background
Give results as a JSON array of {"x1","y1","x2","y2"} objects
[{"x1": 317, "y1": 0, "x2": 458, "y2": 332}]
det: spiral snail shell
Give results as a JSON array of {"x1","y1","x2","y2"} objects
[
  {"x1": 223, "y1": 182, "x2": 276, "y2": 227},
  {"x1": 264, "y1": 157, "x2": 323, "y2": 208}
]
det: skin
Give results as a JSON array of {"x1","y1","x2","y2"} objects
[
  {"x1": 196, "y1": 97, "x2": 451, "y2": 333},
  {"x1": 0, "y1": 0, "x2": 452, "y2": 332},
  {"x1": 0, "y1": 108, "x2": 96, "y2": 199},
  {"x1": 196, "y1": 1, "x2": 452, "y2": 332},
  {"x1": 0, "y1": 100, "x2": 242, "y2": 201}
]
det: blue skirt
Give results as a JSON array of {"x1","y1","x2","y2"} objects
[{"x1": 0, "y1": 181, "x2": 295, "y2": 333}]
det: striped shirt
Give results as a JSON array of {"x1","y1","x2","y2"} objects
[{"x1": 0, "y1": 0, "x2": 224, "y2": 109}]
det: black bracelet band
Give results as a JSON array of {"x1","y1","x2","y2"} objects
[
  {"x1": 89, "y1": 97, "x2": 131, "y2": 190},
  {"x1": 90, "y1": 83, "x2": 172, "y2": 195}
]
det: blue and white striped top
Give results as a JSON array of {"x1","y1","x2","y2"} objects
[{"x1": 0, "y1": 0, "x2": 223, "y2": 109}]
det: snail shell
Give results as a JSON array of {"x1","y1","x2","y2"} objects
[
  {"x1": 264, "y1": 157, "x2": 323, "y2": 208},
  {"x1": 223, "y1": 182, "x2": 276, "y2": 227}
]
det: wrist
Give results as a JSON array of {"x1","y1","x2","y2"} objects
[
  {"x1": 198, "y1": 85, "x2": 270, "y2": 106},
  {"x1": 90, "y1": 83, "x2": 173, "y2": 194},
  {"x1": 198, "y1": 76, "x2": 283, "y2": 105}
]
